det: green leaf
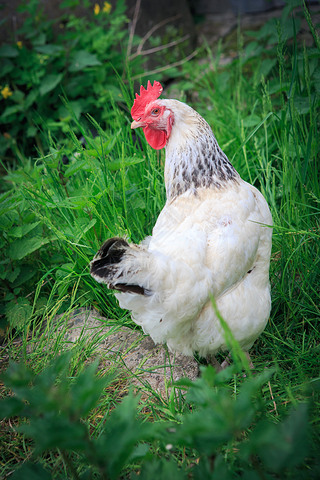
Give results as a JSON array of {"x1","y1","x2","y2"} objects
[
  {"x1": 106, "y1": 156, "x2": 144, "y2": 172},
  {"x1": 11, "y1": 89, "x2": 24, "y2": 102},
  {"x1": 32, "y1": 33, "x2": 46, "y2": 46},
  {"x1": 135, "y1": 458, "x2": 185, "y2": 480},
  {"x1": 27, "y1": 125, "x2": 37, "y2": 137},
  {"x1": 69, "y1": 50, "x2": 102, "y2": 72},
  {"x1": 70, "y1": 360, "x2": 112, "y2": 416},
  {"x1": 259, "y1": 58, "x2": 277, "y2": 78},
  {"x1": 2, "y1": 360, "x2": 35, "y2": 390},
  {"x1": 10, "y1": 221, "x2": 41, "y2": 238},
  {"x1": 34, "y1": 44, "x2": 64, "y2": 55},
  {"x1": 6, "y1": 266, "x2": 21, "y2": 283},
  {"x1": 64, "y1": 157, "x2": 90, "y2": 177},
  {"x1": 251, "y1": 404, "x2": 309, "y2": 472},
  {"x1": 96, "y1": 393, "x2": 155, "y2": 479},
  {"x1": 64, "y1": 218, "x2": 97, "y2": 242},
  {"x1": 19, "y1": 415, "x2": 88, "y2": 453},
  {"x1": 39, "y1": 73, "x2": 63, "y2": 96},
  {"x1": 1, "y1": 59, "x2": 14, "y2": 76},
  {"x1": 55, "y1": 262, "x2": 74, "y2": 279},
  {"x1": 12, "y1": 264, "x2": 36, "y2": 287},
  {"x1": 5, "y1": 298, "x2": 33, "y2": 329},
  {"x1": 8, "y1": 237, "x2": 50, "y2": 260},
  {"x1": 1, "y1": 105, "x2": 24, "y2": 120},
  {"x1": 313, "y1": 68, "x2": 320, "y2": 94},
  {"x1": 293, "y1": 96, "x2": 312, "y2": 115},
  {"x1": 25, "y1": 90, "x2": 38, "y2": 108},
  {"x1": 11, "y1": 463, "x2": 52, "y2": 480},
  {"x1": 0, "y1": 44, "x2": 19, "y2": 58},
  {"x1": 58, "y1": 100, "x2": 83, "y2": 120},
  {"x1": 0, "y1": 396, "x2": 25, "y2": 419},
  {"x1": 242, "y1": 114, "x2": 262, "y2": 128}
]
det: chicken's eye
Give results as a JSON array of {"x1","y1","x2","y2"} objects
[{"x1": 151, "y1": 108, "x2": 160, "y2": 116}]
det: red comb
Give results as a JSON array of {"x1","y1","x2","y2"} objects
[{"x1": 131, "y1": 80, "x2": 163, "y2": 120}]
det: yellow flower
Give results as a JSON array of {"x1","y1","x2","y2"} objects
[
  {"x1": 103, "y1": 1, "x2": 112, "y2": 13},
  {"x1": 1, "y1": 86, "x2": 13, "y2": 99},
  {"x1": 16, "y1": 41, "x2": 23, "y2": 49},
  {"x1": 94, "y1": 3, "x2": 100, "y2": 15}
]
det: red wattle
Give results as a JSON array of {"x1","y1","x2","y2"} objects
[{"x1": 143, "y1": 126, "x2": 167, "y2": 150}]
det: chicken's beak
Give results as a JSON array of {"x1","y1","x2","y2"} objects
[{"x1": 131, "y1": 120, "x2": 146, "y2": 129}]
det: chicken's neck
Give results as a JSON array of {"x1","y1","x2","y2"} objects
[{"x1": 164, "y1": 111, "x2": 239, "y2": 201}]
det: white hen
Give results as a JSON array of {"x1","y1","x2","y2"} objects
[{"x1": 90, "y1": 81, "x2": 272, "y2": 364}]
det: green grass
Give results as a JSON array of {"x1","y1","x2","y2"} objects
[{"x1": 1, "y1": 2, "x2": 320, "y2": 479}]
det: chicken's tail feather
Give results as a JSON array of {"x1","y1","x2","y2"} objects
[{"x1": 90, "y1": 237, "x2": 152, "y2": 296}]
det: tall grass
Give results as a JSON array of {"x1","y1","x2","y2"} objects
[{"x1": 1, "y1": 3, "x2": 319, "y2": 479}]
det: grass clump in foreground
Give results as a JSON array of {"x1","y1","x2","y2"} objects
[{"x1": 1, "y1": 1, "x2": 320, "y2": 478}]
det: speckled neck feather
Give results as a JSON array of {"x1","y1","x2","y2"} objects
[{"x1": 161, "y1": 100, "x2": 239, "y2": 201}]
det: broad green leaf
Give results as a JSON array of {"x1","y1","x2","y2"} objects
[
  {"x1": 70, "y1": 360, "x2": 112, "y2": 416},
  {"x1": 6, "y1": 267, "x2": 21, "y2": 283},
  {"x1": 251, "y1": 404, "x2": 309, "y2": 472},
  {"x1": 19, "y1": 416, "x2": 88, "y2": 453},
  {"x1": 25, "y1": 90, "x2": 38, "y2": 108},
  {"x1": 314, "y1": 68, "x2": 320, "y2": 94},
  {"x1": 32, "y1": 33, "x2": 46, "y2": 46},
  {"x1": 242, "y1": 114, "x2": 262, "y2": 128},
  {"x1": 69, "y1": 50, "x2": 101, "y2": 72},
  {"x1": 1, "y1": 104, "x2": 24, "y2": 120},
  {"x1": 76, "y1": 218, "x2": 97, "y2": 241},
  {"x1": 10, "y1": 221, "x2": 41, "y2": 238},
  {"x1": 34, "y1": 44, "x2": 63, "y2": 55},
  {"x1": 12, "y1": 264, "x2": 36, "y2": 287},
  {"x1": 85, "y1": 137, "x2": 119, "y2": 157},
  {"x1": 0, "y1": 44, "x2": 19, "y2": 57},
  {"x1": 293, "y1": 95, "x2": 313, "y2": 115},
  {"x1": 135, "y1": 458, "x2": 185, "y2": 480},
  {"x1": 11, "y1": 463, "x2": 52, "y2": 480},
  {"x1": 106, "y1": 156, "x2": 144, "y2": 172},
  {"x1": 27, "y1": 125, "x2": 37, "y2": 137},
  {"x1": 58, "y1": 100, "x2": 83, "y2": 120},
  {"x1": 34, "y1": 297, "x2": 48, "y2": 315},
  {"x1": 11, "y1": 89, "x2": 24, "y2": 102},
  {"x1": 8, "y1": 237, "x2": 50, "y2": 260},
  {"x1": 55, "y1": 262, "x2": 74, "y2": 279},
  {"x1": 63, "y1": 218, "x2": 97, "y2": 242},
  {"x1": 1, "y1": 58, "x2": 14, "y2": 75},
  {"x1": 64, "y1": 157, "x2": 91, "y2": 177},
  {"x1": 0, "y1": 264, "x2": 8, "y2": 281},
  {"x1": 259, "y1": 58, "x2": 277, "y2": 78},
  {"x1": 39, "y1": 73, "x2": 63, "y2": 96},
  {"x1": 96, "y1": 393, "x2": 154, "y2": 479},
  {"x1": 0, "y1": 396, "x2": 25, "y2": 419},
  {"x1": 5, "y1": 298, "x2": 33, "y2": 329}
]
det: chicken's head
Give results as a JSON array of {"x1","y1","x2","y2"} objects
[{"x1": 131, "y1": 81, "x2": 174, "y2": 150}]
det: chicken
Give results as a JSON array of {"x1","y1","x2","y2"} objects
[{"x1": 90, "y1": 81, "x2": 272, "y2": 366}]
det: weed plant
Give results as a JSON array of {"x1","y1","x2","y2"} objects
[
  {"x1": 0, "y1": 1, "x2": 320, "y2": 479},
  {"x1": 0, "y1": 0, "x2": 141, "y2": 161}
]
